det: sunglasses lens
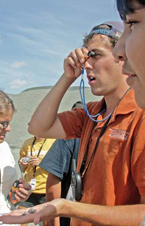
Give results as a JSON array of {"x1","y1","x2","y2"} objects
[{"x1": 88, "y1": 51, "x2": 96, "y2": 57}]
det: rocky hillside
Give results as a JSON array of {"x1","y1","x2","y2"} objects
[{"x1": 6, "y1": 86, "x2": 102, "y2": 149}]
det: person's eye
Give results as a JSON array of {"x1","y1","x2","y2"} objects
[
  {"x1": 93, "y1": 53, "x2": 102, "y2": 59},
  {"x1": 94, "y1": 53, "x2": 101, "y2": 56},
  {"x1": 126, "y1": 20, "x2": 138, "y2": 27}
]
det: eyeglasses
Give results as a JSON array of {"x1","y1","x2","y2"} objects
[{"x1": 0, "y1": 121, "x2": 10, "y2": 129}]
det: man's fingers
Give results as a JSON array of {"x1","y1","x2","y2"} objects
[
  {"x1": 68, "y1": 49, "x2": 86, "y2": 67},
  {"x1": 15, "y1": 188, "x2": 31, "y2": 201},
  {"x1": 16, "y1": 180, "x2": 31, "y2": 201},
  {"x1": 18, "y1": 178, "x2": 31, "y2": 189}
]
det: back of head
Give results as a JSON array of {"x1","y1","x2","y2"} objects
[
  {"x1": 71, "y1": 101, "x2": 83, "y2": 110},
  {"x1": 83, "y1": 20, "x2": 124, "y2": 47},
  {"x1": 0, "y1": 90, "x2": 15, "y2": 116}
]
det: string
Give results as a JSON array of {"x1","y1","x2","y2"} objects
[
  {"x1": 79, "y1": 68, "x2": 131, "y2": 123},
  {"x1": 79, "y1": 68, "x2": 112, "y2": 122}
]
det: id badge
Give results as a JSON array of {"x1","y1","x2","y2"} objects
[{"x1": 30, "y1": 179, "x2": 36, "y2": 191}]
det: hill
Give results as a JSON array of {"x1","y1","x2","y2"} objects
[{"x1": 5, "y1": 86, "x2": 102, "y2": 176}]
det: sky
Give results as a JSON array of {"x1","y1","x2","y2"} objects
[{"x1": 0, "y1": 0, "x2": 121, "y2": 94}]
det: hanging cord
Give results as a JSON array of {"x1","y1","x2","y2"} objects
[
  {"x1": 79, "y1": 85, "x2": 131, "y2": 179},
  {"x1": 79, "y1": 64, "x2": 131, "y2": 123},
  {"x1": 79, "y1": 49, "x2": 112, "y2": 122},
  {"x1": 79, "y1": 68, "x2": 112, "y2": 122}
]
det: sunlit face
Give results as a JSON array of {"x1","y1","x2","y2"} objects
[
  {"x1": 0, "y1": 110, "x2": 13, "y2": 143},
  {"x1": 84, "y1": 34, "x2": 128, "y2": 97},
  {"x1": 113, "y1": 6, "x2": 145, "y2": 110}
]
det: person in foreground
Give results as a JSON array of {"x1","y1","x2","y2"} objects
[
  {"x1": 1, "y1": 20, "x2": 145, "y2": 226},
  {"x1": 113, "y1": 0, "x2": 145, "y2": 111},
  {"x1": 113, "y1": 0, "x2": 145, "y2": 224},
  {"x1": 0, "y1": 90, "x2": 31, "y2": 226}
]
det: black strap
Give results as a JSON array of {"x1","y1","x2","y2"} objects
[
  {"x1": 79, "y1": 88, "x2": 131, "y2": 179},
  {"x1": 30, "y1": 137, "x2": 36, "y2": 156},
  {"x1": 73, "y1": 139, "x2": 80, "y2": 161},
  {"x1": 80, "y1": 114, "x2": 111, "y2": 179},
  {"x1": 79, "y1": 103, "x2": 107, "y2": 173},
  {"x1": 30, "y1": 137, "x2": 46, "y2": 177}
]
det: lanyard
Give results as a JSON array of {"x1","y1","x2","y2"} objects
[
  {"x1": 79, "y1": 87, "x2": 131, "y2": 179},
  {"x1": 30, "y1": 137, "x2": 46, "y2": 177},
  {"x1": 80, "y1": 113, "x2": 112, "y2": 179}
]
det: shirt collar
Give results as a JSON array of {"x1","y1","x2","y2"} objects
[
  {"x1": 89, "y1": 89, "x2": 138, "y2": 121},
  {"x1": 114, "y1": 89, "x2": 137, "y2": 115}
]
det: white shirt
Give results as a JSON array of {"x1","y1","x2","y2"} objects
[{"x1": 0, "y1": 141, "x2": 18, "y2": 226}]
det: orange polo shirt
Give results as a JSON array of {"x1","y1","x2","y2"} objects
[{"x1": 58, "y1": 89, "x2": 145, "y2": 226}]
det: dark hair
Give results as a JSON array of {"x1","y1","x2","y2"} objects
[
  {"x1": 0, "y1": 90, "x2": 15, "y2": 115},
  {"x1": 71, "y1": 101, "x2": 83, "y2": 110},
  {"x1": 116, "y1": 0, "x2": 145, "y2": 20}
]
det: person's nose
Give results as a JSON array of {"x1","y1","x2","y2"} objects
[
  {"x1": 113, "y1": 33, "x2": 127, "y2": 63},
  {"x1": 84, "y1": 58, "x2": 93, "y2": 70},
  {"x1": 5, "y1": 124, "x2": 11, "y2": 132}
]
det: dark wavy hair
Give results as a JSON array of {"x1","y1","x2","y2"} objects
[{"x1": 116, "y1": 0, "x2": 145, "y2": 20}]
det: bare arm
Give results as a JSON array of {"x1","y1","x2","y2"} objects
[
  {"x1": 46, "y1": 173, "x2": 61, "y2": 226},
  {"x1": 46, "y1": 173, "x2": 61, "y2": 202},
  {"x1": 33, "y1": 195, "x2": 145, "y2": 226},
  {"x1": 1, "y1": 197, "x2": 145, "y2": 226},
  {"x1": 28, "y1": 75, "x2": 75, "y2": 139},
  {"x1": 28, "y1": 48, "x2": 87, "y2": 139}
]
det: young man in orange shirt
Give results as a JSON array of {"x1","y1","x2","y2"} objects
[{"x1": 2, "y1": 21, "x2": 145, "y2": 226}]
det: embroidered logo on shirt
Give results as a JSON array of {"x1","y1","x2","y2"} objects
[{"x1": 109, "y1": 129, "x2": 129, "y2": 140}]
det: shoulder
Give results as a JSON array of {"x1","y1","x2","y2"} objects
[
  {"x1": 53, "y1": 139, "x2": 76, "y2": 149},
  {"x1": 58, "y1": 101, "x2": 101, "y2": 120},
  {"x1": 134, "y1": 109, "x2": 145, "y2": 129},
  {"x1": 45, "y1": 138, "x2": 55, "y2": 145},
  {"x1": 86, "y1": 99, "x2": 104, "y2": 113},
  {"x1": 71, "y1": 100, "x2": 103, "y2": 119},
  {"x1": 64, "y1": 138, "x2": 80, "y2": 149},
  {"x1": 0, "y1": 141, "x2": 11, "y2": 151},
  {"x1": 22, "y1": 137, "x2": 34, "y2": 146},
  {"x1": 133, "y1": 106, "x2": 145, "y2": 121},
  {"x1": 0, "y1": 141, "x2": 15, "y2": 163}
]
